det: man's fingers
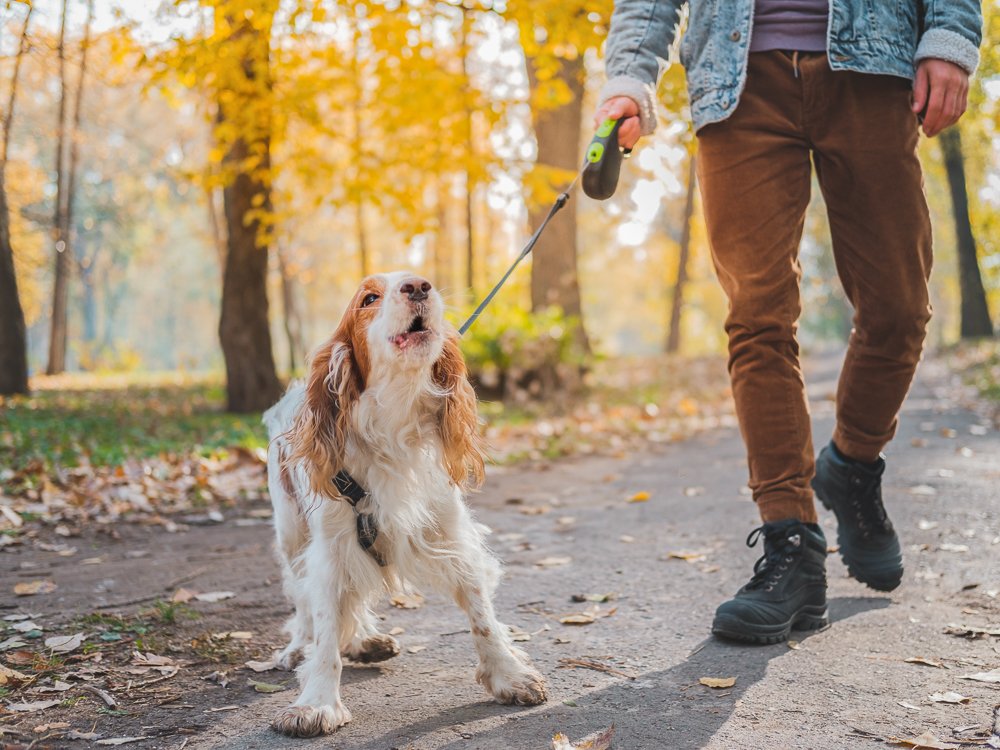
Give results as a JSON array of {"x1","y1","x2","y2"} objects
[
  {"x1": 618, "y1": 117, "x2": 641, "y2": 149},
  {"x1": 922, "y1": 83, "x2": 946, "y2": 136},
  {"x1": 912, "y1": 64, "x2": 929, "y2": 114}
]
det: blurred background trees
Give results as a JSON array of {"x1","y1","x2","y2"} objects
[{"x1": 1, "y1": 0, "x2": 997, "y2": 405}]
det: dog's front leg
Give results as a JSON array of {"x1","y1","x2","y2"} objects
[
  {"x1": 272, "y1": 547, "x2": 353, "y2": 737},
  {"x1": 452, "y1": 555, "x2": 547, "y2": 706}
]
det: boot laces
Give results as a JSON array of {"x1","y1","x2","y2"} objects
[
  {"x1": 745, "y1": 526, "x2": 802, "y2": 592},
  {"x1": 848, "y1": 471, "x2": 892, "y2": 538}
]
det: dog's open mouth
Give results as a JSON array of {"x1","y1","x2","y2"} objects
[{"x1": 391, "y1": 316, "x2": 432, "y2": 349}]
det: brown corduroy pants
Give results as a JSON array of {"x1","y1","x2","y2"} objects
[{"x1": 696, "y1": 51, "x2": 933, "y2": 524}]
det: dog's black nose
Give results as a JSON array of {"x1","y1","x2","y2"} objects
[{"x1": 400, "y1": 277, "x2": 432, "y2": 302}]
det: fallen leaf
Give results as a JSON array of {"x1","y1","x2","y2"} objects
[
  {"x1": 905, "y1": 657, "x2": 945, "y2": 668},
  {"x1": 519, "y1": 505, "x2": 551, "y2": 516},
  {"x1": 929, "y1": 692, "x2": 971, "y2": 704},
  {"x1": 0, "y1": 664, "x2": 29, "y2": 686},
  {"x1": 667, "y1": 550, "x2": 708, "y2": 562},
  {"x1": 909, "y1": 485, "x2": 937, "y2": 496},
  {"x1": 204, "y1": 670, "x2": 230, "y2": 687},
  {"x1": 244, "y1": 659, "x2": 279, "y2": 673},
  {"x1": 172, "y1": 588, "x2": 198, "y2": 603},
  {"x1": 66, "y1": 730, "x2": 101, "y2": 740},
  {"x1": 249, "y1": 679, "x2": 285, "y2": 693},
  {"x1": 628, "y1": 491, "x2": 650, "y2": 503},
  {"x1": 939, "y1": 544, "x2": 969, "y2": 553},
  {"x1": 6, "y1": 699, "x2": 62, "y2": 712},
  {"x1": 699, "y1": 677, "x2": 736, "y2": 689},
  {"x1": 787, "y1": 641, "x2": 801, "y2": 650},
  {"x1": 570, "y1": 593, "x2": 615, "y2": 603},
  {"x1": 34, "y1": 722, "x2": 71, "y2": 732},
  {"x1": 45, "y1": 633, "x2": 84, "y2": 654},
  {"x1": 212, "y1": 631, "x2": 253, "y2": 640},
  {"x1": 14, "y1": 580, "x2": 57, "y2": 596},
  {"x1": 619, "y1": 535, "x2": 635, "y2": 543},
  {"x1": 559, "y1": 613, "x2": 596, "y2": 626},
  {"x1": 194, "y1": 591, "x2": 235, "y2": 603},
  {"x1": 918, "y1": 520, "x2": 939, "y2": 531},
  {"x1": 389, "y1": 627, "x2": 405, "y2": 636},
  {"x1": 407, "y1": 645, "x2": 427, "y2": 654},
  {"x1": 962, "y1": 669, "x2": 1000, "y2": 684},
  {"x1": 551, "y1": 725, "x2": 615, "y2": 750},
  {"x1": 132, "y1": 651, "x2": 174, "y2": 666},
  {"x1": 536, "y1": 556, "x2": 572, "y2": 568},
  {"x1": 898, "y1": 701, "x2": 921, "y2": 711},
  {"x1": 35, "y1": 680, "x2": 72, "y2": 693},
  {"x1": 11, "y1": 620, "x2": 42, "y2": 633},
  {"x1": 887, "y1": 730, "x2": 959, "y2": 749},
  {"x1": 390, "y1": 592, "x2": 424, "y2": 609},
  {"x1": 683, "y1": 486, "x2": 705, "y2": 497}
]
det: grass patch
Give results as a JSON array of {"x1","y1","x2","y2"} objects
[{"x1": 0, "y1": 374, "x2": 267, "y2": 474}]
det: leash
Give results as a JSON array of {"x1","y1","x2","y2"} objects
[
  {"x1": 336, "y1": 118, "x2": 632, "y2": 566},
  {"x1": 457, "y1": 117, "x2": 630, "y2": 337}
]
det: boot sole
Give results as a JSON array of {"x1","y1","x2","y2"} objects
[
  {"x1": 711, "y1": 605, "x2": 829, "y2": 645},
  {"x1": 814, "y1": 489, "x2": 903, "y2": 593}
]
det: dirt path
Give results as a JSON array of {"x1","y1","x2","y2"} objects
[{"x1": 2, "y1": 355, "x2": 998, "y2": 750}]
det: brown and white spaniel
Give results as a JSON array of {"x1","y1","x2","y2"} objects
[{"x1": 263, "y1": 271, "x2": 547, "y2": 738}]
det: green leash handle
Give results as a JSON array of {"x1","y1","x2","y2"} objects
[{"x1": 582, "y1": 117, "x2": 632, "y2": 201}]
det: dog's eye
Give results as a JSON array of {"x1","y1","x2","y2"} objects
[{"x1": 361, "y1": 293, "x2": 380, "y2": 308}]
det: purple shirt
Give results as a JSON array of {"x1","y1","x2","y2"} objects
[{"x1": 751, "y1": 0, "x2": 829, "y2": 52}]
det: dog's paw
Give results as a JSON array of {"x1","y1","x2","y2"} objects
[
  {"x1": 353, "y1": 633, "x2": 400, "y2": 664},
  {"x1": 271, "y1": 703, "x2": 352, "y2": 738},
  {"x1": 273, "y1": 645, "x2": 304, "y2": 671},
  {"x1": 479, "y1": 664, "x2": 548, "y2": 706},
  {"x1": 343, "y1": 633, "x2": 400, "y2": 664}
]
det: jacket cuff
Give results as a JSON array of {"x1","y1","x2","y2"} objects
[
  {"x1": 598, "y1": 75, "x2": 658, "y2": 136},
  {"x1": 915, "y1": 27, "x2": 980, "y2": 76}
]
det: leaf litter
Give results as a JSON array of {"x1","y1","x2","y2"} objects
[{"x1": 551, "y1": 725, "x2": 615, "y2": 750}]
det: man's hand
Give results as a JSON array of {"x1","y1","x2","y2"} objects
[
  {"x1": 593, "y1": 96, "x2": 642, "y2": 150},
  {"x1": 912, "y1": 58, "x2": 970, "y2": 137}
]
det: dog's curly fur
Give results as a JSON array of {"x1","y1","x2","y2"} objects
[{"x1": 263, "y1": 272, "x2": 546, "y2": 738}]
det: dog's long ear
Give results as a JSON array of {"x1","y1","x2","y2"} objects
[
  {"x1": 287, "y1": 337, "x2": 361, "y2": 499},
  {"x1": 434, "y1": 334, "x2": 486, "y2": 489}
]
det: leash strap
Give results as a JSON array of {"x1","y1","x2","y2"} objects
[
  {"x1": 458, "y1": 166, "x2": 586, "y2": 337},
  {"x1": 333, "y1": 470, "x2": 388, "y2": 567}
]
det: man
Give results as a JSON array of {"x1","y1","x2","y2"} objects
[{"x1": 594, "y1": 1, "x2": 982, "y2": 643}]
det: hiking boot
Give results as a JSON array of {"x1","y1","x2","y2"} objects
[
  {"x1": 812, "y1": 442, "x2": 903, "y2": 592},
  {"x1": 712, "y1": 519, "x2": 828, "y2": 644}
]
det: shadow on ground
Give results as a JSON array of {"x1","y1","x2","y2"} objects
[{"x1": 232, "y1": 596, "x2": 889, "y2": 750}]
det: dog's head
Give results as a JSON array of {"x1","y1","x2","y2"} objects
[{"x1": 288, "y1": 272, "x2": 485, "y2": 497}]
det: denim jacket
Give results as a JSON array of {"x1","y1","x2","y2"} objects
[{"x1": 600, "y1": 0, "x2": 983, "y2": 133}]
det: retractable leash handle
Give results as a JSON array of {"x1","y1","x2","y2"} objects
[
  {"x1": 458, "y1": 118, "x2": 633, "y2": 335},
  {"x1": 582, "y1": 117, "x2": 632, "y2": 201}
]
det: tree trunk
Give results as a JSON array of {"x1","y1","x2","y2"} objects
[
  {"x1": 433, "y1": 178, "x2": 450, "y2": 291},
  {"x1": 666, "y1": 153, "x2": 697, "y2": 353},
  {"x1": 216, "y1": 3, "x2": 283, "y2": 412},
  {"x1": 205, "y1": 183, "x2": 227, "y2": 272},
  {"x1": 525, "y1": 55, "x2": 589, "y2": 351},
  {"x1": 276, "y1": 241, "x2": 305, "y2": 374},
  {"x1": 46, "y1": 0, "x2": 71, "y2": 375},
  {"x1": 939, "y1": 127, "x2": 993, "y2": 338},
  {"x1": 0, "y1": 5, "x2": 33, "y2": 395}
]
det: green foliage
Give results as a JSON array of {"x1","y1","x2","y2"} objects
[
  {"x1": 0, "y1": 378, "x2": 267, "y2": 473},
  {"x1": 459, "y1": 305, "x2": 587, "y2": 402}
]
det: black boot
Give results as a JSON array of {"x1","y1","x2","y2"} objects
[
  {"x1": 811, "y1": 441, "x2": 903, "y2": 592},
  {"x1": 712, "y1": 519, "x2": 828, "y2": 645}
]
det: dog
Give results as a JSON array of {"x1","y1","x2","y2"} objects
[{"x1": 262, "y1": 271, "x2": 547, "y2": 738}]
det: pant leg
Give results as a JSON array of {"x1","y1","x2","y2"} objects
[
  {"x1": 802, "y1": 57, "x2": 933, "y2": 463},
  {"x1": 696, "y1": 51, "x2": 817, "y2": 524}
]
